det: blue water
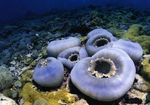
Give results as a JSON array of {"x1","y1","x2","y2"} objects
[{"x1": 0, "y1": 0, "x2": 150, "y2": 24}]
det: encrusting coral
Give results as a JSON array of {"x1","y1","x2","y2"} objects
[
  {"x1": 71, "y1": 48, "x2": 136, "y2": 101},
  {"x1": 141, "y1": 55, "x2": 150, "y2": 81},
  {"x1": 21, "y1": 83, "x2": 78, "y2": 105}
]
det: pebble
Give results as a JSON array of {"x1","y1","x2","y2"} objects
[
  {"x1": 124, "y1": 88, "x2": 147, "y2": 105},
  {"x1": 73, "y1": 99, "x2": 89, "y2": 105},
  {"x1": 133, "y1": 74, "x2": 150, "y2": 92},
  {"x1": 0, "y1": 94, "x2": 17, "y2": 105}
]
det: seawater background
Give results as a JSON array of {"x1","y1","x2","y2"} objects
[{"x1": 1, "y1": 0, "x2": 150, "y2": 24}]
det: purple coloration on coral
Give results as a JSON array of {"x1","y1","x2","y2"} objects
[
  {"x1": 58, "y1": 46, "x2": 88, "y2": 69},
  {"x1": 86, "y1": 29, "x2": 117, "y2": 56},
  {"x1": 71, "y1": 48, "x2": 136, "y2": 101},
  {"x1": 47, "y1": 37, "x2": 80, "y2": 57},
  {"x1": 33, "y1": 57, "x2": 64, "y2": 87},
  {"x1": 87, "y1": 28, "x2": 115, "y2": 39},
  {"x1": 110, "y1": 39, "x2": 143, "y2": 62}
]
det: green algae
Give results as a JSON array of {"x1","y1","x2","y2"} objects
[
  {"x1": 124, "y1": 24, "x2": 144, "y2": 37},
  {"x1": 20, "y1": 83, "x2": 78, "y2": 105},
  {"x1": 38, "y1": 47, "x2": 47, "y2": 58},
  {"x1": 131, "y1": 35, "x2": 150, "y2": 53},
  {"x1": 80, "y1": 36, "x2": 87, "y2": 45},
  {"x1": 21, "y1": 70, "x2": 33, "y2": 84},
  {"x1": 108, "y1": 24, "x2": 150, "y2": 53},
  {"x1": 123, "y1": 24, "x2": 150, "y2": 53},
  {"x1": 33, "y1": 98, "x2": 48, "y2": 105},
  {"x1": 108, "y1": 28, "x2": 125, "y2": 38},
  {"x1": 141, "y1": 56, "x2": 150, "y2": 81}
]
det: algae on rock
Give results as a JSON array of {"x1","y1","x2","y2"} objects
[
  {"x1": 0, "y1": 66, "x2": 14, "y2": 90},
  {"x1": 123, "y1": 24, "x2": 150, "y2": 53},
  {"x1": 20, "y1": 83, "x2": 78, "y2": 105},
  {"x1": 141, "y1": 56, "x2": 150, "y2": 81}
]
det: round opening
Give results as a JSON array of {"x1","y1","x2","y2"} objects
[
  {"x1": 94, "y1": 37, "x2": 109, "y2": 47},
  {"x1": 69, "y1": 54, "x2": 79, "y2": 62},
  {"x1": 88, "y1": 58, "x2": 116, "y2": 78},
  {"x1": 95, "y1": 60, "x2": 111, "y2": 74}
]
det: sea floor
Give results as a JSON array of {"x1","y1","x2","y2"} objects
[{"x1": 0, "y1": 6, "x2": 150, "y2": 105}]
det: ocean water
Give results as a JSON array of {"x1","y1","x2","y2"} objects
[
  {"x1": 0, "y1": 1, "x2": 150, "y2": 105},
  {"x1": 0, "y1": 0, "x2": 150, "y2": 24}
]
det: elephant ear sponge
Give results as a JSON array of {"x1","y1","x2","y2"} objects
[
  {"x1": 86, "y1": 28, "x2": 117, "y2": 56},
  {"x1": 71, "y1": 48, "x2": 136, "y2": 101},
  {"x1": 87, "y1": 28, "x2": 115, "y2": 39},
  {"x1": 110, "y1": 39, "x2": 143, "y2": 62},
  {"x1": 58, "y1": 46, "x2": 88, "y2": 69},
  {"x1": 33, "y1": 57, "x2": 64, "y2": 87},
  {"x1": 47, "y1": 37, "x2": 81, "y2": 57}
]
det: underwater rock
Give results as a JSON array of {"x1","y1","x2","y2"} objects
[
  {"x1": 47, "y1": 37, "x2": 80, "y2": 57},
  {"x1": 71, "y1": 48, "x2": 136, "y2": 101},
  {"x1": 86, "y1": 29, "x2": 117, "y2": 56},
  {"x1": 124, "y1": 88, "x2": 147, "y2": 105},
  {"x1": 73, "y1": 99, "x2": 89, "y2": 105},
  {"x1": 110, "y1": 39, "x2": 143, "y2": 62},
  {"x1": 58, "y1": 47, "x2": 88, "y2": 69},
  {"x1": 146, "y1": 93, "x2": 150, "y2": 104},
  {"x1": 0, "y1": 66, "x2": 14, "y2": 90},
  {"x1": 2, "y1": 88, "x2": 18, "y2": 99},
  {"x1": 141, "y1": 55, "x2": 150, "y2": 81},
  {"x1": 21, "y1": 69, "x2": 33, "y2": 84},
  {"x1": 133, "y1": 74, "x2": 150, "y2": 92},
  {"x1": 33, "y1": 57, "x2": 64, "y2": 87},
  {"x1": 87, "y1": 28, "x2": 115, "y2": 39},
  {"x1": 0, "y1": 94, "x2": 17, "y2": 105}
]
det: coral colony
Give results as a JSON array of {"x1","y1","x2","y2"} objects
[{"x1": 33, "y1": 28, "x2": 143, "y2": 101}]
